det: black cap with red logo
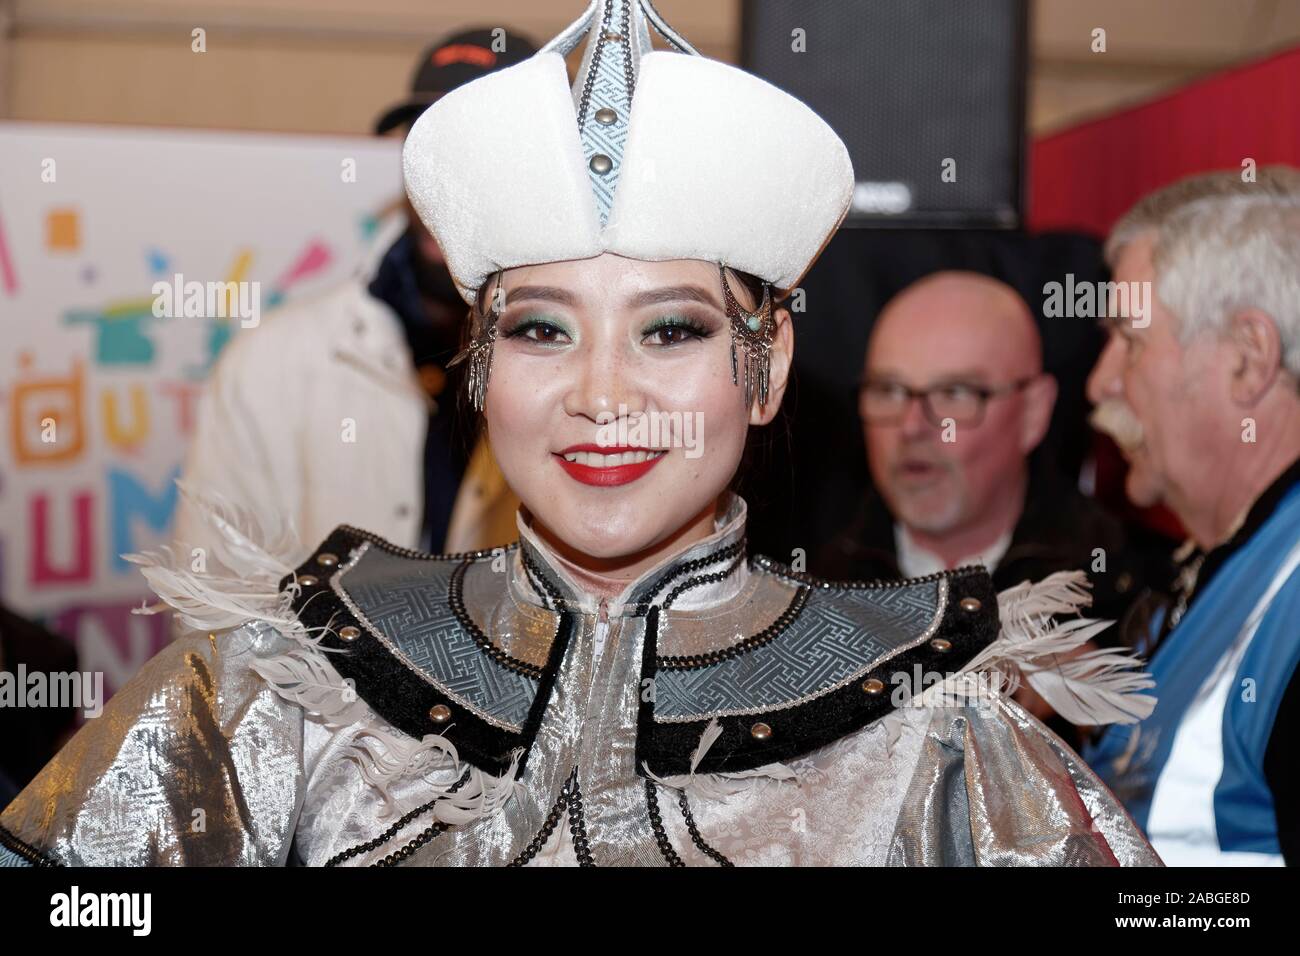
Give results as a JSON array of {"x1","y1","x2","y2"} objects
[{"x1": 374, "y1": 27, "x2": 540, "y2": 134}]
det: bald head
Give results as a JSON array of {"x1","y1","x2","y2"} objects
[
  {"x1": 861, "y1": 270, "x2": 1057, "y2": 549},
  {"x1": 868, "y1": 272, "x2": 1043, "y2": 381}
]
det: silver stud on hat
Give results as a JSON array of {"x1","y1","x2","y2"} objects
[{"x1": 544, "y1": 0, "x2": 698, "y2": 226}]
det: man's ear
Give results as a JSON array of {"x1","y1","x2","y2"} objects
[
  {"x1": 750, "y1": 306, "x2": 794, "y2": 426},
  {"x1": 1019, "y1": 372, "x2": 1058, "y2": 454},
  {"x1": 1227, "y1": 309, "x2": 1283, "y2": 406}
]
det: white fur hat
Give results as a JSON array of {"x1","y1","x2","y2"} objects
[{"x1": 403, "y1": 0, "x2": 854, "y2": 304}]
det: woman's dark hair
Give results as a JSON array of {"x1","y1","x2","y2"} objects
[{"x1": 719, "y1": 269, "x2": 794, "y2": 510}]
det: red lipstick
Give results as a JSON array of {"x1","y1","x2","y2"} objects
[{"x1": 554, "y1": 444, "x2": 667, "y2": 487}]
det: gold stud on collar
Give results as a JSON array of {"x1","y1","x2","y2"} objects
[
  {"x1": 429, "y1": 704, "x2": 452, "y2": 724},
  {"x1": 338, "y1": 626, "x2": 360, "y2": 642},
  {"x1": 298, "y1": 575, "x2": 318, "y2": 587},
  {"x1": 930, "y1": 638, "x2": 952, "y2": 653},
  {"x1": 960, "y1": 597, "x2": 982, "y2": 612},
  {"x1": 861, "y1": 677, "x2": 885, "y2": 696},
  {"x1": 317, "y1": 552, "x2": 339, "y2": 568},
  {"x1": 750, "y1": 721, "x2": 773, "y2": 741}
]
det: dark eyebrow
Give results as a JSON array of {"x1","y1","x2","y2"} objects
[
  {"x1": 626, "y1": 285, "x2": 722, "y2": 310},
  {"x1": 504, "y1": 285, "x2": 579, "y2": 307}
]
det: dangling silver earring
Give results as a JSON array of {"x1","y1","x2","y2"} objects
[
  {"x1": 720, "y1": 262, "x2": 774, "y2": 409},
  {"x1": 449, "y1": 270, "x2": 503, "y2": 412}
]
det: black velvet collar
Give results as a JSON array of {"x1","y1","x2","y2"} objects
[
  {"x1": 282, "y1": 525, "x2": 566, "y2": 777},
  {"x1": 282, "y1": 525, "x2": 1001, "y2": 780},
  {"x1": 636, "y1": 561, "x2": 999, "y2": 776}
]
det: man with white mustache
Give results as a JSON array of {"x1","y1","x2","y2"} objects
[{"x1": 1083, "y1": 167, "x2": 1300, "y2": 866}]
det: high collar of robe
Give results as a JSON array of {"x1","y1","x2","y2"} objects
[
  {"x1": 282, "y1": 504, "x2": 999, "y2": 777},
  {"x1": 510, "y1": 492, "x2": 750, "y2": 618}
]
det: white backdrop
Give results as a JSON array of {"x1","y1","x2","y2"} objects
[{"x1": 0, "y1": 121, "x2": 401, "y2": 692}]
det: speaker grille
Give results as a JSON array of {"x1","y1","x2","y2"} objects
[{"x1": 742, "y1": 0, "x2": 1027, "y2": 228}]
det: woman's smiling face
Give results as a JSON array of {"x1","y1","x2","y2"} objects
[{"x1": 482, "y1": 253, "x2": 792, "y2": 570}]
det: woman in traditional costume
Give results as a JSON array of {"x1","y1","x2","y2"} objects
[{"x1": 0, "y1": 0, "x2": 1159, "y2": 867}]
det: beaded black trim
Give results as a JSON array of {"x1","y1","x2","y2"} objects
[
  {"x1": 0, "y1": 823, "x2": 62, "y2": 867},
  {"x1": 637, "y1": 569, "x2": 1000, "y2": 776},
  {"x1": 522, "y1": 556, "x2": 556, "y2": 611},
  {"x1": 337, "y1": 523, "x2": 518, "y2": 564},
  {"x1": 645, "y1": 779, "x2": 685, "y2": 867},
  {"x1": 517, "y1": 529, "x2": 745, "y2": 616},
  {"x1": 566, "y1": 773, "x2": 595, "y2": 866},
  {"x1": 656, "y1": 580, "x2": 810, "y2": 670},
  {"x1": 448, "y1": 559, "x2": 546, "y2": 679},
  {"x1": 574, "y1": 0, "x2": 633, "y2": 132},
  {"x1": 754, "y1": 554, "x2": 986, "y2": 591},
  {"x1": 372, "y1": 821, "x2": 449, "y2": 867},
  {"x1": 678, "y1": 791, "x2": 733, "y2": 866},
  {"x1": 660, "y1": 553, "x2": 746, "y2": 611},
  {"x1": 284, "y1": 526, "x2": 575, "y2": 777},
  {"x1": 631, "y1": 538, "x2": 747, "y2": 614},
  {"x1": 508, "y1": 768, "x2": 595, "y2": 866},
  {"x1": 519, "y1": 544, "x2": 569, "y2": 613},
  {"x1": 643, "y1": 779, "x2": 733, "y2": 867},
  {"x1": 324, "y1": 769, "x2": 472, "y2": 868}
]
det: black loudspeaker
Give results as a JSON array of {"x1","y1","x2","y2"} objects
[{"x1": 741, "y1": 0, "x2": 1028, "y2": 228}]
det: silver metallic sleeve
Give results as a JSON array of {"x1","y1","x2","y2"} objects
[
  {"x1": 0, "y1": 621, "x2": 305, "y2": 866},
  {"x1": 888, "y1": 698, "x2": 1162, "y2": 866}
]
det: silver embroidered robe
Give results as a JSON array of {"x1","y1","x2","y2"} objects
[{"x1": 0, "y1": 496, "x2": 1160, "y2": 867}]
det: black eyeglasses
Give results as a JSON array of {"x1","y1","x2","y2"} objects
[{"x1": 858, "y1": 376, "x2": 1038, "y2": 427}]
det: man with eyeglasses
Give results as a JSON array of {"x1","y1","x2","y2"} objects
[{"x1": 814, "y1": 271, "x2": 1163, "y2": 741}]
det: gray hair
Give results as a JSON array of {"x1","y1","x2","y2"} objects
[{"x1": 1106, "y1": 166, "x2": 1300, "y2": 379}]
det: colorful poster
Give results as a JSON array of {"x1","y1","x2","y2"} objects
[{"x1": 0, "y1": 121, "x2": 401, "y2": 694}]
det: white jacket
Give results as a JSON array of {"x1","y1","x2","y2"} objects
[{"x1": 176, "y1": 220, "x2": 431, "y2": 565}]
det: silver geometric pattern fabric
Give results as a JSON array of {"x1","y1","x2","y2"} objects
[
  {"x1": 0, "y1": 846, "x2": 30, "y2": 867},
  {"x1": 655, "y1": 577, "x2": 945, "y2": 721},
  {"x1": 340, "y1": 547, "x2": 538, "y2": 730}
]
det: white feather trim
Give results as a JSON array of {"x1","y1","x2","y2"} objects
[
  {"x1": 642, "y1": 716, "x2": 798, "y2": 801},
  {"x1": 345, "y1": 725, "x2": 524, "y2": 822},
  {"x1": 878, "y1": 570, "x2": 1156, "y2": 750},
  {"x1": 982, "y1": 570, "x2": 1156, "y2": 726},
  {"x1": 126, "y1": 481, "x2": 520, "y2": 825}
]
